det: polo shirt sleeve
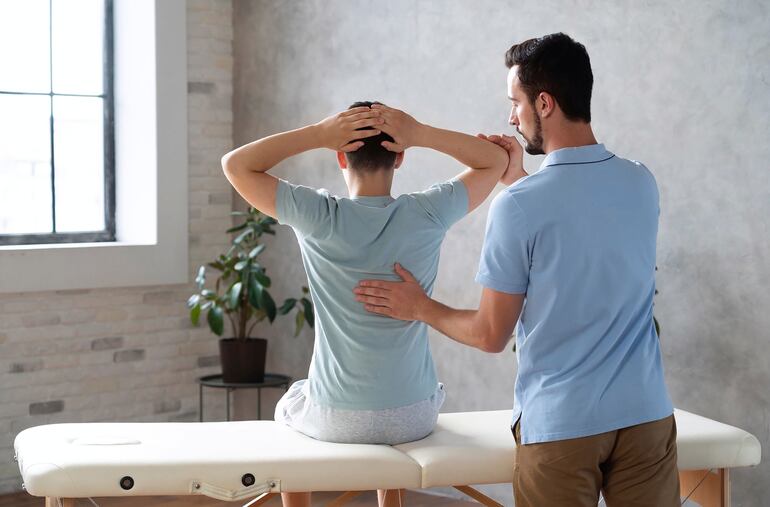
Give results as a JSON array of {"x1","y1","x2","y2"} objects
[
  {"x1": 275, "y1": 179, "x2": 334, "y2": 238},
  {"x1": 475, "y1": 191, "x2": 530, "y2": 295},
  {"x1": 412, "y1": 178, "x2": 469, "y2": 229}
]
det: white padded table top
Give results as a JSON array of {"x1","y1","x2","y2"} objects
[
  {"x1": 399, "y1": 409, "x2": 762, "y2": 488},
  {"x1": 396, "y1": 410, "x2": 515, "y2": 488},
  {"x1": 15, "y1": 420, "x2": 421, "y2": 500},
  {"x1": 674, "y1": 409, "x2": 762, "y2": 470},
  {"x1": 14, "y1": 408, "x2": 761, "y2": 500}
]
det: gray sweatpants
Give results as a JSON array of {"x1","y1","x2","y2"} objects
[{"x1": 274, "y1": 379, "x2": 445, "y2": 445}]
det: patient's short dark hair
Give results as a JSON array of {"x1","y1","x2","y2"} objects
[{"x1": 344, "y1": 101, "x2": 397, "y2": 172}]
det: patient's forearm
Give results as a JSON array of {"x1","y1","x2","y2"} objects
[
  {"x1": 222, "y1": 125, "x2": 322, "y2": 174},
  {"x1": 415, "y1": 125, "x2": 508, "y2": 172}
]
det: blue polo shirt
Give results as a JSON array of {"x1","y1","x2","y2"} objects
[
  {"x1": 477, "y1": 144, "x2": 673, "y2": 444},
  {"x1": 276, "y1": 178, "x2": 468, "y2": 410}
]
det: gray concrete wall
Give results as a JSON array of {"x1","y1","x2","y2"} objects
[{"x1": 233, "y1": 1, "x2": 769, "y2": 505}]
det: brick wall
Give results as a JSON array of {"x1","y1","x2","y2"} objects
[{"x1": 0, "y1": 0, "x2": 235, "y2": 494}]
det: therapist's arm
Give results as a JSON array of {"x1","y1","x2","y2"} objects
[{"x1": 354, "y1": 264, "x2": 524, "y2": 353}]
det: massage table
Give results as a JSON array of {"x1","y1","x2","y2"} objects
[{"x1": 14, "y1": 409, "x2": 761, "y2": 507}]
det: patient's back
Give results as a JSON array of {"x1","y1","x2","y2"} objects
[{"x1": 275, "y1": 178, "x2": 468, "y2": 411}]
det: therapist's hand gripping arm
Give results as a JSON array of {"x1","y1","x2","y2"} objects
[
  {"x1": 220, "y1": 107, "x2": 383, "y2": 218},
  {"x1": 354, "y1": 264, "x2": 524, "y2": 353}
]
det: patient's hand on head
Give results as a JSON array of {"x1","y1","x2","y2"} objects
[
  {"x1": 370, "y1": 103, "x2": 425, "y2": 153},
  {"x1": 354, "y1": 263, "x2": 429, "y2": 321},
  {"x1": 315, "y1": 106, "x2": 384, "y2": 152}
]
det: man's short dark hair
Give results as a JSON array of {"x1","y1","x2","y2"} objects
[
  {"x1": 344, "y1": 101, "x2": 397, "y2": 172},
  {"x1": 505, "y1": 33, "x2": 593, "y2": 123}
]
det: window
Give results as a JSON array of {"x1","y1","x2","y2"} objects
[{"x1": 0, "y1": 0, "x2": 114, "y2": 246}]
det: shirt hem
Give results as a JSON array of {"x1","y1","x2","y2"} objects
[{"x1": 519, "y1": 407, "x2": 675, "y2": 445}]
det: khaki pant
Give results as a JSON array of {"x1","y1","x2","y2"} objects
[{"x1": 513, "y1": 415, "x2": 680, "y2": 507}]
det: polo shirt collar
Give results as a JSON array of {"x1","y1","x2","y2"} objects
[{"x1": 540, "y1": 143, "x2": 613, "y2": 170}]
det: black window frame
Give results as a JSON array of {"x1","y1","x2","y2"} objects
[{"x1": 0, "y1": 0, "x2": 115, "y2": 246}]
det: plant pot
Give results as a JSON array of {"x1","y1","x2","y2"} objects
[{"x1": 219, "y1": 337, "x2": 267, "y2": 383}]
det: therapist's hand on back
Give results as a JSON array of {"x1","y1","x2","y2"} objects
[
  {"x1": 354, "y1": 263, "x2": 428, "y2": 321},
  {"x1": 477, "y1": 133, "x2": 527, "y2": 185}
]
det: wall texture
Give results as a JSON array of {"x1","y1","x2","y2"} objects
[
  {"x1": 0, "y1": 0, "x2": 235, "y2": 493},
  {"x1": 233, "y1": 1, "x2": 770, "y2": 505}
]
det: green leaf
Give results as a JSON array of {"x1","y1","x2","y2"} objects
[
  {"x1": 278, "y1": 298, "x2": 297, "y2": 315},
  {"x1": 234, "y1": 228, "x2": 252, "y2": 244},
  {"x1": 201, "y1": 289, "x2": 217, "y2": 300},
  {"x1": 186, "y1": 294, "x2": 200, "y2": 309},
  {"x1": 190, "y1": 303, "x2": 201, "y2": 326},
  {"x1": 249, "y1": 244, "x2": 266, "y2": 258},
  {"x1": 294, "y1": 310, "x2": 305, "y2": 337},
  {"x1": 228, "y1": 282, "x2": 243, "y2": 310},
  {"x1": 248, "y1": 274, "x2": 261, "y2": 309},
  {"x1": 254, "y1": 270, "x2": 271, "y2": 288},
  {"x1": 259, "y1": 289, "x2": 277, "y2": 323},
  {"x1": 226, "y1": 222, "x2": 249, "y2": 233},
  {"x1": 230, "y1": 211, "x2": 249, "y2": 217},
  {"x1": 301, "y1": 298, "x2": 314, "y2": 328},
  {"x1": 195, "y1": 266, "x2": 206, "y2": 289},
  {"x1": 234, "y1": 260, "x2": 249, "y2": 271},
  {"x1": 302, "y1": 286, "x2": 309, "y2": 294},
  {"x1": 207, "y1": 305, "x2": 224, "y2": 336}
]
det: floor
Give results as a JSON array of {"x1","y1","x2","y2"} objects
[{"x1": 0, "y1": 490, "x2": 482, "y2": 506}]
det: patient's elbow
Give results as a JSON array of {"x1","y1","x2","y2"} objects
[{"x1": 221, "y1": 152, "x2": 239, "y2": 174}]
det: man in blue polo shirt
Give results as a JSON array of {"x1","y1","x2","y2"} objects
[{"x1": 355, "y1": 33, "x2": 679, "y2": 506}]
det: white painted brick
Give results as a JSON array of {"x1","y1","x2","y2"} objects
[{"x1": 1, "y1": 2, "x2": 237, "y2": 494}]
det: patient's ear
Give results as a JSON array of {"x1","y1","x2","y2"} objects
[
  {"x1": 336, "y1": 151, "x2": 348, "y2": 170},
  {"x1": 394, "y1": 152, "x2": 405, "y2": 170}
]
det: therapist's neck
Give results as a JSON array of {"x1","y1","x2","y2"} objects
[
  {"x1": 541, "y1": 117, "x2": 598, "y2": 154},
  {"x1": 343, "y1": 167, "x2": 395, "y2": 198}
]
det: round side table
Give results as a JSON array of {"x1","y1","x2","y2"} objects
[{"x1": 197, "y1": 373, "x2": 292, "y2": 422}]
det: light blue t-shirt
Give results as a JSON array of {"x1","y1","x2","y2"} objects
[
  {"x1": 276, "y1": 178, "x2": 468, "y2": 410},
  {"x1": 477, "y1": 144, "x2": 673, "y2": 444}
]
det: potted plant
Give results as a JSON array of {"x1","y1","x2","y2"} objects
[{"x1": 187, "y1": 207, "x2": 314, "y2": 383}]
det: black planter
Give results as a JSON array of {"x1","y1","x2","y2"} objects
[{"x1": 219, "y1": 337, "x2": 267, "y2": 383}]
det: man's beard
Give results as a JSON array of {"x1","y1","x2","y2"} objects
[{"x1": 521, "y1": 113, "x2": 545, "y2": 155}]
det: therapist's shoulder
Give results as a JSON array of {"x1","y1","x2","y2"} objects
[
  {"x1": 491, "y1": 171, "x2": 546, "y2": 213},
  {"x1": 613, "y1": 155, "x2": 659, "y2": 196}
]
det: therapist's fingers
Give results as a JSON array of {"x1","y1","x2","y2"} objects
[
  {"x1": 394, "y1": 263, "x2": 418, "y2": 283},
  {"x1": 355, "y1": 294, "x2": 392, "y2": 306},
  {"x1": 363, "y1": 303, "x2": 394, "y2": 317},
  {"x1": 358, "y1": 279, "x2": 396, "y2": 289},
  {"x1": 354, "y1": 286, "x2": 391, "y2": 297}
]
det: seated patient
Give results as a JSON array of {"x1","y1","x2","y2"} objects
[{"x1": 221, "y1": 102, "x2": 507, "y2": 507}]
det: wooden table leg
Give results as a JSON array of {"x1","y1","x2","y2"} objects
[
  {"x1": 45, "y1": 499, "x2": 76, "y2": 507},
  {"x1": 679, "y1": 468, "x2": 730, "y2": 507}
]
